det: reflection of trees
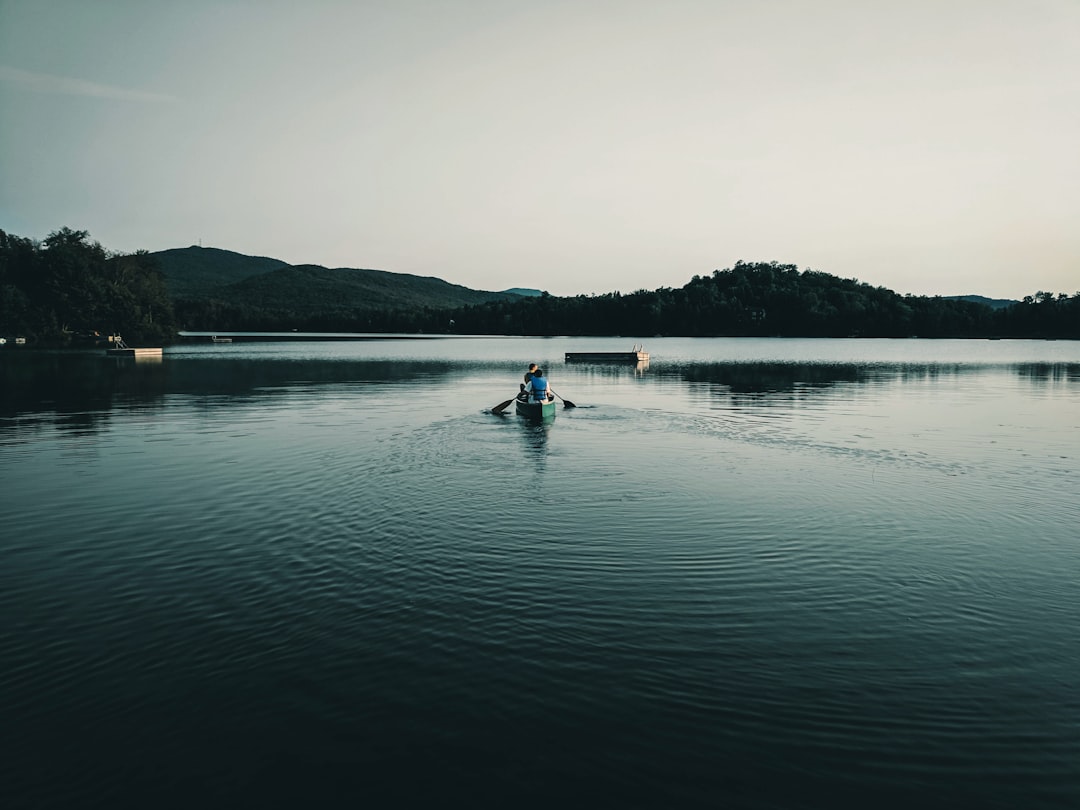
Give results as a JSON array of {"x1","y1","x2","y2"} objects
[
  {"x1": 0, "y1": 355, "x2": 458, "y2": 436},
  {"x1": 670, "y1": 362, "x2": 869, "y2": 394},
  {"x1": 1015, "y1": 363, "x2": 1080, "y2": 384},
  {"x1": 1, "y1": 353, "x2": 174, "y2": 437},
  {"x1": 560, "y1": 362, "x2": 649, "y2": 381},
  {"x1": 664, "y1": 361, "x2": 1080, "y2": 405},
  {"x1": 893, "y1": 363, "x2": 969, "y2": 382},
  {"x1": 163, "y1": 358, "x2": 453, "y2": 395}
]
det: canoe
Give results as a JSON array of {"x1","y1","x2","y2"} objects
[{"x1": 515, "y1": 397, "x2": 557, "y2": 419}]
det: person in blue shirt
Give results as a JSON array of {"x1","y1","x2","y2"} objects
[
  {"x1": 524, "y1": 367, "x2": 553, "y2": 403},
  {"x1": 520, "y1": 362, "x2": 538, "y2": 393}
]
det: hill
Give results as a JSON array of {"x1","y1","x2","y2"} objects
[
  {"x1": 151, "y1": 246, "x2": 289, "y2": 297},
  {"x1": 150, "y1": 245, "x2": 524, "y2": 331},
  {"x1": 149, "y1": 247, "x2": 1077, "y2": 338},
  {"x1": 224, "y1": 263, "x2": 519, "y2": 312},
  {"x1": 944, "y1": 294, "x2": 1018, "y2": 310}
]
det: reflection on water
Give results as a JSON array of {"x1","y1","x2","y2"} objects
[
  {"x1": 517, "y1": 416, "x2": 554, "y2": 460},
  {"x1": 0, "y1": 352, "x2": 457, "y2": 427},
  {"x1": 674, "y1": 360, "x2": 869, "y2": 393},
  {"x1": 2, "y1": 338, "x2": 1079, "y2": 808},
  {"x1": 664, "y1": 359, "x2": 1080, "y2": 394},
  {"x1": 5, "y1": 349, "x2": 1078, "y2": 425},
  {"x1": 1015, "y1": 361, "x2": 1080, "y2": 383}
]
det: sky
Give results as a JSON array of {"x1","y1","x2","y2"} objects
[{"x1": 1, "y1": 0, "x2": 1078, "y2": 299}]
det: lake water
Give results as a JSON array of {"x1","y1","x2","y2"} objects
[{"x1": 2, "y1": 337, "x2": 1079, "y2": 808}]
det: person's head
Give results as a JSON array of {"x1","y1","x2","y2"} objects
[
  {"x1": 528, "y1": 363, "x2": 537, "y2": 372},
  {"x1": 534, "y1": 368, "x2": 545, "y2": 378}
]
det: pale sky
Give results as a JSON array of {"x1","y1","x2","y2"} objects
[{"x1": 2, "y1": 0, "x2": 1078, "y2": 299}]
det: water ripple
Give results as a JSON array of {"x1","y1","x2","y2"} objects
[{"x1": 3, "y1": 351, "x2": 1079, "y2": 807}]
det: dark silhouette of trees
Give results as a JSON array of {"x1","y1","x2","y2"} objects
[
  {"x1": 997, "y1": 291, "x2": 1080, "y2": 338},
  {"x1": 3, "y1": 230, "x2": 1076, "y2": 340},
  {"x1": 0, "y1": 227, "x2": 176, "y2": 345},
  {"x1": 432, "y1": 261, "x2": 1045, "y2": 338}
]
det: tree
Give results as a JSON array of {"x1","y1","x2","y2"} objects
[{"x1": 0, "y1": 228, "x2": 176, "y2": 344}]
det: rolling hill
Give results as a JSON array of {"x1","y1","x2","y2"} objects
[
  {"x1": 150, "y1": 246, "x2": 525, "y2": 316},
  {"x1": 150, "y1": 246, "x2": 290, "y2": 297},
  {"x1": 944, "y1": 294, "x2": 1019, "y2": 310},
  {"x1": 224, "y1": 263, "x2": 520, "y2": 312}
]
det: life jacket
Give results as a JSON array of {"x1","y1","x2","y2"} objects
[{"x1": 530, "y1": 375, "x2": 549, "y2": 401}]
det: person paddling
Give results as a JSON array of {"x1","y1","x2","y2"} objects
[
  {"x1": 521, "y1": 363, "x2": 538, "y2": 392},
  {"x1": 524, "y1": 367, "x2": 553, "y2": 404},
  {"x1": 493, "y1": 364, "x2": 575, "y2": 414}
]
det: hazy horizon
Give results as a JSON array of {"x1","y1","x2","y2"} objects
[{"x1": 2, "y1": 0, "x2": 1077, "y2": 300}]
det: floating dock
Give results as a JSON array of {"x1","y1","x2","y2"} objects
[
  {"x1": 103, "y1": 334, "x2": 162, "y2": 359},
  {"x1": 565, "y1": 346, "x2": 649, "y2": 363},
  {"x1": 105, "y1": 347, "x2": 163, "y2": 359}
]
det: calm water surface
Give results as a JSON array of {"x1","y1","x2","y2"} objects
[{"x1": 2, "y1": 337, "x2": 1079, "y2": 808}]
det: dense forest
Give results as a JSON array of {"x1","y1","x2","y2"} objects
[
  {"x1": 2, "y1": 227, "x2": 1077, "y2": 343},
  {"x1": 436, "y1": 263, "x2": 1080, "y2": 339},
  {"x1": 0, "y1": 227, "x2": 176, "y2": 345}
]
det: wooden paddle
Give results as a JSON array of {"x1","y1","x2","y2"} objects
[
  {"x1": 491, "y1": 396, "x2": 517, "y2": 415},
  {"x1": 552, "y1": 390, "x2": 576, "y2": 408}
]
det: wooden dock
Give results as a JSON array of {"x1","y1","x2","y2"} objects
[
  {"x1": 106, "y1": 347, "x2": 163, "y2": 359},
  {"x1": 103, "y1": 335, "x2": 162, "y2": 359}
]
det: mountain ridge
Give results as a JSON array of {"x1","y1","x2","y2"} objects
[
  {"x1": 152, "y1": 246, "x2": 1017, "y2": 309},
  {"x1": 6, "y1": 227, "x2": 1073, "y2": 344},
  {"x1": 149, "y1": 245, "x2": 1068, "y2": 338},
  {"x1": 150, "y1": 246, "x2": 528, "y2": 314}
]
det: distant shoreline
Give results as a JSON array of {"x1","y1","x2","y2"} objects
[
  {"x1": 175, "y1": 332, "x2": 1075, "y2": 342},
  {"x1": 176, "y1": 331, "x2": 502, "y2": 341}
]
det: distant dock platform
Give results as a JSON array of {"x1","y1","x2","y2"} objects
[
  {"x1": 565, "y1": 346, "x2": 649, "y2": 363},
  {"x1": 102, "y1": 335, "x2": 162, "y2": 359},
  {"x1": 106, "y1": 347, "x2": 163, "y2": 359}
]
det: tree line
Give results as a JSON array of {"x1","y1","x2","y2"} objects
[
  {"x1": 436, "y1": 262, "x2": 1079, "y2": 339},
  {"x1": 169, "y1": 261, "x2": 1080, "y2": 339},
  {"x1": 1, "y1": 227, "x2": 176, "y2": 344},
  {"x1": 2, "y1": 228, "x2": 1077, "y2": 342}
]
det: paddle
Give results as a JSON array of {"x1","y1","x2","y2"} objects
[
  {"x1": 552, "y1": 390, "x2": 576, "y2": 408},
  {"x1": 491, "y1": 396, "x2": 517, "y2": 415}
]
